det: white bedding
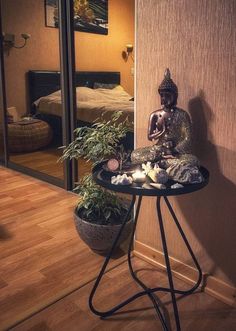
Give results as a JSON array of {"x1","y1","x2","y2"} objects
[{"x1": 34, "y1": 86, "x2": 134, "y2": 124}]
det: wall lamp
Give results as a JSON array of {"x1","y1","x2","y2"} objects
[
  {"x1": 122, "y1": 44, "x2": 134, "y2": 62},
  {"x1": 2, "y1": 33, "x2": 31, "y2": 52}
]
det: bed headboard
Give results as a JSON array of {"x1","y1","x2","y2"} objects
[{"x1": 28, "y1": 70, "x2": 120, "y2": 112}]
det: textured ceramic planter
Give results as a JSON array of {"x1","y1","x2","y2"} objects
[{"x1": 74, "y1": 209, "x2": 133, "y2": 254}]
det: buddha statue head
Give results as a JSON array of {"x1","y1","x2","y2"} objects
[{"x1": 158, "y1": 68, "x2": 178, "y2": 109}]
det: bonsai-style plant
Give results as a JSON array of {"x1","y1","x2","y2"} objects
[
  {"x1": 61, "y1": 111, "x2": 131, "y2": 165},
  {"x1": 74, "y1": 174, "x2": 129, "y2": 223},
  {"x1": 60, "y1": 111, "x2": 133, "y2": 253}
]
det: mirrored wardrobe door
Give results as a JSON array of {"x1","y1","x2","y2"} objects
[
  {"x1": 73, "y1": 0, "x2": 135, "y2": 181},
  {"x1": 1, "y1": 0, "x2": 66, "y2": 185},
  {"x1": 0, "y1": 90, "x2": 6, "y2": 164},
  {"x1": 0, "y1": 1, "x2": 7, "y2": 165}
]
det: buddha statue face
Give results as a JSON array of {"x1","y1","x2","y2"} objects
[{"x1": 160, "y1": 90, "x2": 177, "y2": 109}]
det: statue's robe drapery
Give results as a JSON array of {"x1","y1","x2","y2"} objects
[{"x1": 131, "y1": 107, "x2": 197, "y2": 167}]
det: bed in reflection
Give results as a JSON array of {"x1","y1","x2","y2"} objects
[{"x1": 28, "y1": 70, "x2": 134, "y2": 149}]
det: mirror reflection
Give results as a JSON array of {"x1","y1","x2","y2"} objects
[
  {"x1": 1, "y1": 0, "x2": 64, "y2": 180},
  {"x1": 73, "y1": 0, "x2": 135, "y2": 178},
  {"x1": 0, "y1": 97, "x2": 4, "y2": 162},
  {"x1": 1, "y1": 0, "x2": 135, "y2": 184}
]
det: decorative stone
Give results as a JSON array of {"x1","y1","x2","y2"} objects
[
  {"x1": 142, "y1": 183, "x2": 153, "y2": 189},
  {"x1": 147, "y1": 169, "x2": 159, "y2": 182},
  {"x1": 154, "y1": 165, "x2": 169, "y2": 184},
  {"x1": 171, "y1": 183, "x2": 184, "y2": 189},
  {"x1": 142, "y1": 162, "x2": 169, "y2": 184},
  {"x1": 111, "y1": 174, "x2": 133, "y2": 185},
  {"x1": 166, "y1": 161, "x2": 204, "y2": 184}
]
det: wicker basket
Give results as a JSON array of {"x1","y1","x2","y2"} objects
[{"x1": 8, "y1": 120, "x2": 53, "y2": 153}]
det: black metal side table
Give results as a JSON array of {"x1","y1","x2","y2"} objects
[{"x1": 89, "y1": 162, "x2": 209, "y2": 331}]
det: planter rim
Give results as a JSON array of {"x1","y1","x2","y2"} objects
[{"x1": 74, "y1": 207, "x2": 132, "y2": 228}]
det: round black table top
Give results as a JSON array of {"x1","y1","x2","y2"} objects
[{"x1": 92, "y1": 162, "x2": 209, "y2": 197}]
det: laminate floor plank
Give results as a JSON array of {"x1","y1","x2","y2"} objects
[
  {"x1": 0, "y1": 167, "x2": 126, "y2": 331},
  {"x1": 9, "y1": 147, "x2": 92, "y2": 180},
  {"x1": 11, "y1": 257, "x2": 236, "y2": 331},
  {"x1": 1, "y1": 167, "x2": 235, "y2": 331}
]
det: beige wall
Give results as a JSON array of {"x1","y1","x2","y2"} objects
[
  {"x1": 2, "y1": 0, "x2": 134, "y2": 116},
  {"x1": 135, "y1": 0, "x2": 236, "y2": 300}
]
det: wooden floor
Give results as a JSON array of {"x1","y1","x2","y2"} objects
[
  {"x1": 0, "y1": 167, "x2": 125, "y2": 330},
  {"x1": 9, "y1": 146, "x2": 92, "y2": 180},
  {"x1": 0, "y1": 167, "x2": 235, "y2": 331},
  {"x1": 9, "y1": 147, "x2": 64, "y2": 178},
  {"x1": 11, "y1": 258, "x2": 236, "y2": 331}
]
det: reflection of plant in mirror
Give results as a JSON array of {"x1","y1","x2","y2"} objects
[{"x1": 60, "y1": 111, "x2": 132, "y2": 165}]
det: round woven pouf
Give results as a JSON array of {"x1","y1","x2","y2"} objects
[{"x1": 8, "y1": 120, "x2": 53, "y2": 153}]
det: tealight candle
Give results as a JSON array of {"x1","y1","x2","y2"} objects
[{"x1": 132, "y1": 170, "x2": 146, "y2": 183}]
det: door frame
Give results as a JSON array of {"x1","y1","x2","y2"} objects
[{"x1": 0, "y1": 0, "x2": 8, "y2": 166}]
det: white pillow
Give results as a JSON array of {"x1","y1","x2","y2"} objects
[
  {"x1": 76, "y1": 87, "x2": 102, "y2": 101},
  {"x1": 95, "y1": 86, "x2": 131, "y2": 101}
]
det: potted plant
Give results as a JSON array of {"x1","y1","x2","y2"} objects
[{"x1": 60, "y1": 111, "x2": 133, "y2": 254}]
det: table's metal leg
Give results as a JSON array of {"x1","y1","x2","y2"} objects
[
  {"x1": 89, "y1": 195, "x2": 136, "y2": 317},
  {"x1": 89, "y1": 195, "x2": 168, "y2": 328},
  {"x1": 145, "y1": 196, "x2": 203, "y2": 299},
  {"x1": 127, "y1": 196, "x2": 169, "y2": 331},
  {"x1": 156, "y1": 196, "x2": 181, "y2": 331},
  {"x1": 164, "y1": 196, "x2": 202, "y2": 293},
  {"x1": 89, "y1": 193, "x2": 202, "y2": 330}
]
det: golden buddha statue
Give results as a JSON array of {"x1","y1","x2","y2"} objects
[{"x1": 131, "y1": 68, "x2": 198, "y2": 169}]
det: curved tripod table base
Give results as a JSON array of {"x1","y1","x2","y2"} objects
[{"x1": 89, "y1": 163, "x2": 209, "y2": 331}]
